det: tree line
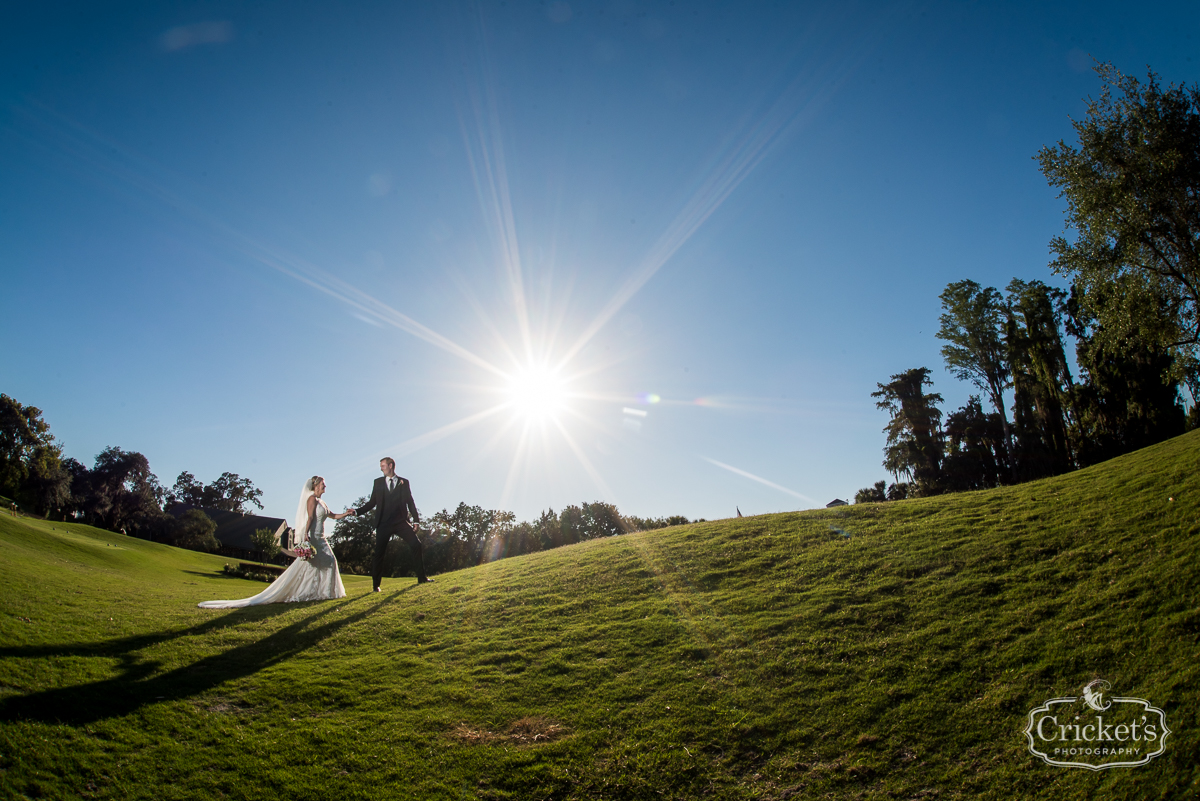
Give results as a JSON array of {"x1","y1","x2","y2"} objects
[
  {"x1": 330, "y1": 500, "x2": 697, "y2": 578},
  {"x1": 859, "y1": 64, "x2": 1200, "y2": 502},
  {"x1": 0, "y1": 393, "x2": 263, "y2": 551}
]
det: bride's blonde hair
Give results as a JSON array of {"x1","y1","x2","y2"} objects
[{"x1": 311, "y1": 475, "x2": 323, "y2": 489}]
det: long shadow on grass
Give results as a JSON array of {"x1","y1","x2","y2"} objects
[
  {"x1": 0, "y1": 589, "x2": 407, "y2": 724},
  {"x1": 0, "y1": 595, "x2": 306, "y2": 661}
]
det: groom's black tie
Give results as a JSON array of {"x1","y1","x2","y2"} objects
[{"x1": 388, "y1": 477, "x2": 395, "y2": 492}]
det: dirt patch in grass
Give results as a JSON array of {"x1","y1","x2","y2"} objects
[
  {"x1": 450, "y1": 715, "x2": 567, "y2": 746},
  {"x1": 198, "y1": 696, "x2": 254, "y2": 715}
]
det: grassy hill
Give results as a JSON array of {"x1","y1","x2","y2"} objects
[{"x1": 2, "y1": 433, "x2": 1198, "y2": 800}]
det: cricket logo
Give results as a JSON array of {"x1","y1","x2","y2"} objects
[
  {"x1": 1081, "y1": 679, "x2": 1111, "y2": 712},
  {"x1": 1025, "y1": 679, "x2": 1170, "y2": 770}
]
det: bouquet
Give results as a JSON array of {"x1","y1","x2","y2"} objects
[{"x1": 292, "y1": 541, "x2": 316, "y2": 561}]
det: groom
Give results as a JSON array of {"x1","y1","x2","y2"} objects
[{"x1": 351, "y1": 457, "x2": 431, "y2": 591}]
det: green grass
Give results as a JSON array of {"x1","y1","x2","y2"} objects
[{"x1": 2, "y1": 432, "x2": 1199, "y2": 800}]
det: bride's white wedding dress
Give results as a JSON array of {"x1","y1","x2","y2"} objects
[{"x1": 198, "y1": 497, "x2": 346, "y2": 609}]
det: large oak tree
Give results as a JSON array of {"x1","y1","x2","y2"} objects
[{"x1": 1038, "y1": 63, "x2": 1200, "y2": 368}]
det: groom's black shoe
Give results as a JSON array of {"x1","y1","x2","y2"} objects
[
  {"x1": 373, "y1": 587, "x2": 382, "y2": 592},
  {"x1": 418, "y1": 577, "x2": 434, "y2": 584}
]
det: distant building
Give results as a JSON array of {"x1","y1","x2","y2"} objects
[
  {"x1": 166, "y1": 503, "x2": 293, "y2": 561},
  {"x1": 826, "y1": 499, "x2": 848, "y2": 507}
]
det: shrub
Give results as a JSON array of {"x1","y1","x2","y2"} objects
[{"x1": 172, "y1": 509, "x2": 221, "y2": 553}]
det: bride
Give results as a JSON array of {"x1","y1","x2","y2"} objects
[{"x1": 198, "y1": 475, "x2": 349, "y2": 609}]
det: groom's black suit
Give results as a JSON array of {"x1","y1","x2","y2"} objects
[{"x1": 356, "y1": 475, "x2": 427, "y2": 588}]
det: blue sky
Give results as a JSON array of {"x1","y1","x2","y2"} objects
[{"x1": 2, "y1": 1, "x2": 1197, "y2": 524}]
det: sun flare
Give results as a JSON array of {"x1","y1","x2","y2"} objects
[{"x1": 504, "y1": 365, "x2": 567, "y2": 422}]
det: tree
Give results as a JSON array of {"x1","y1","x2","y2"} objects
[
  {"x1": 87, "y1": 447, "x2": 165, "y2": 536},
  {"x1": 166, "y1": 471, "x2": 205, "y2": 507},
  {"x1": 1005, "y1": 279, "x2": 1076, "y2": 480},
  {"x1": 62, "y1": 458, "x2": 92, "y2": 520},
  {"x1": 205, "y1": 472, "x2": 264, "y2": 513},
  {"x1": 558, "y1": 504, "x2": 586, "y2": 546},
  {"x1": 0, "y1": 394, "x2": 58, "y2": 504},
  {"x1": 534, "y1": 508, "x2": 562, "y2": 549},
  {"x1": 580, "y1": 501, "x2": 627, "y2": 539},
  {"x1": 1065, "y1": 286, "x2": 1187, "y2": 465},
  {"x1": 250, "y1": 526, "x2": 281, "y2": 565},
  {"x1": 1038, "y1": 63, "x2": 1200, "y2": 360},
  {"x1": 0, "y1": 395, "x2": 75, "y2": 517},
  {"x1": 428, "y1": 503, "x2": 511, "y2": 567},
  {"x1": 937, "y1": 280, "x2": 1012, "y2": 460},
  {"x1": 872, "y1": 368, "x2": 945, "y2": 495},
  {"x1": 21, "y1": 445, "x2": 72, "y2": 517},
  {"x1": 625, "y1": 514, "x2": 690, "y2": 530},
  {"x1": 166, "y1": 471, "x2": 263, "y2": 513},
  {"x1": 854, "y1": 480, "x2": 887, "y2": 504},
  {"x1": 172, "y1": 510, "x2": 221, "y2": 553},
  {"x1": 941, "y1": 397, "x2": 1008, "y2": 492},
  {"x1": 489, "y1": 519, "x2": 541, "y2": 560}
]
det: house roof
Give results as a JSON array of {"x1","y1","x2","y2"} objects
[
  {"x1": 166, "y1": 503, "x2": 289, "y2": 551},
  {"x1": 825, "y1": 499, "x2": 848, "y2": 507}
]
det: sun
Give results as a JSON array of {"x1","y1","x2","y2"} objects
[{"x1": 503, "y1": 365, "x2": 567, "y2": 422}]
